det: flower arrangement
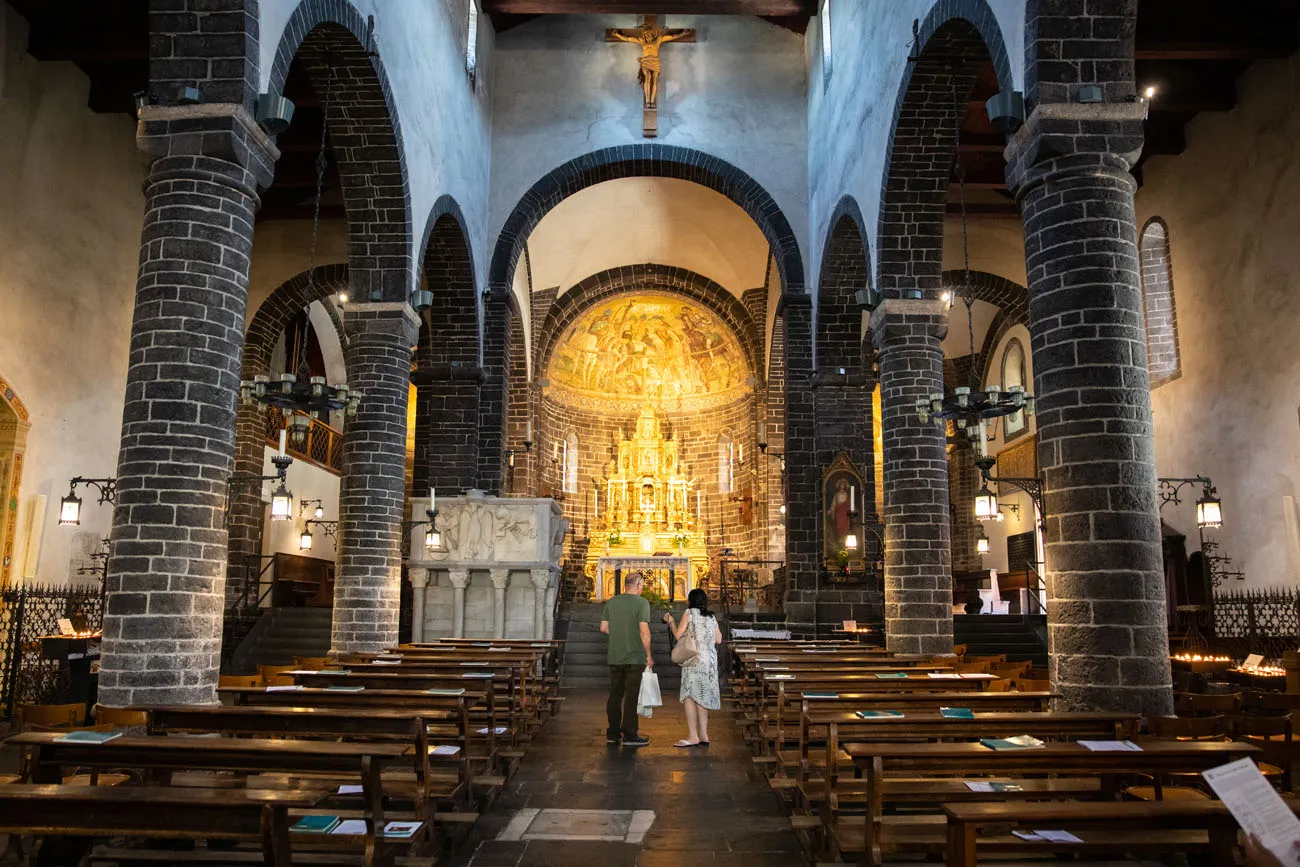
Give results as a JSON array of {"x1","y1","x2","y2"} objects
[
  {"x1": 606, "y1": 528, "x2": 624, "y2": 546},
  {"x1": 671, "y1": 529, "x2": 690, "y2": 548}
]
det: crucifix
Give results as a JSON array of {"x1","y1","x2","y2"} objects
[{"x1": 606, "y1": 15, "x2": 696, "y2": 138}]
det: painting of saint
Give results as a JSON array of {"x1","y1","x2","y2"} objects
[{"x1": 822, "y1": 456, "x2": 864, "y2": 562}]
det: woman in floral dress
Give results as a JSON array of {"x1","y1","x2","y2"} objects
[{"x1": 663, "y1": 588, "x2": 723, "y2": 746}]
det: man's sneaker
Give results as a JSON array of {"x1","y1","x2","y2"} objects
[
  {"x1": 606, "y1": 734, "x2": 621, "y2": 744},
  {"x1": 622, "y1": 735, "x2": 650, "y2": 747}
]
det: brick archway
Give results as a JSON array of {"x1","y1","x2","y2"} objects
[
  {"x1": 939, "y1": 269, "x2": 1029, "y2": 386},
  {"x1": 268, "y1": 1, "x2": 413, "y2": 303},
  {"x1": 816, "y1": 195, "x2": 871, "y2": 373}
]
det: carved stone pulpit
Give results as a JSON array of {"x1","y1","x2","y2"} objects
[{"x1": 406, "y1": 491, "x2": 568, "y2": 640}]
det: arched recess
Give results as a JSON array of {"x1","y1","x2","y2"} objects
[
  {"x1": 1139, "y1": 218, "x2": 1181, "y2": 386},
  {"x1": 876, "y1": 1, "x2": 1013, "y2": 299},
  {"x1": 816, "y1": 196, "x2": 871, "y2": 373},
  {"x1": 534, "y1": 265, "x2": 763, "y2": 384},
  {"x1": 412, "y1": 196, "x2": 481, "y2": 496},
  {"x1": 228, "y1": 264, "x2": 350, "y2": 594},
  {"x1": 268, "y1": 1, "x2": 414, "y2": 303},
  {"x1": 938, "y1": 269, "x2": 1029, "y2": 387},
  {"x1": 0, "y1": 374, "x2": 30, "y2": 591}
]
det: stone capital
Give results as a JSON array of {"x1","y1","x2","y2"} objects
[
  {"x1": 447, "y1": 568, "x2": 471, "y2": 589},
  {"x1": 411, "y1": 362, "x2": 487, "y2": 386},
  {"x1": 1005, "y1": 101, "x2": 1147, "y2": 194},
  {"x1": 776, "y1": 290, "x2": 812, "y2": 317},
  {"x1": 489, "y1": 568, "x2": 511, "y2": 590},
  {"x1": 530, "y1": 568, "x2": 553, "y2": 589},
  {"x1": 136, "y1": 104, "x2": 279, "y2": 190},
  {"x1": 343, "y1": 302, "x2": 422, "y2": 346},
  {"x1": 869, "y1": 299, "x2": 949, "y2": 347},
  {"x1": 408, "y1": 567, "x2": 430, "y2": 589}
]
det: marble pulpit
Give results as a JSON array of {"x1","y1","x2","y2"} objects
[{"x1": 406, "y1": 491, "x2": 568, "y2": 641}]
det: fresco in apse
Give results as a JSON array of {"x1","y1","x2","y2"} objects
[{"x1": 547, "y1": 293, "x2": 749, "y2": 411}]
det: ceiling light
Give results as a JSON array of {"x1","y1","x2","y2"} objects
[{"x1": 1144, "y1": 85, "x2": 1156, "y2": 100}]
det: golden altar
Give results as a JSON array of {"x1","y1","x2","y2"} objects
[{"x1": 585, "y1": 406, "x2": 708, "y2": 599}]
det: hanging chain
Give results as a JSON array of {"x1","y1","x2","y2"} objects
[
  {"x1": 950, "y1": 65, "x2": 978, "y2": 394},
  {"x1": 297, "y1": 74, "x2": 332, "y2": 383}
]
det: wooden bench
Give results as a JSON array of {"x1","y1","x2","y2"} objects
[{"x1": 0, "y1": 784, "x2": 316, "y2": 867}]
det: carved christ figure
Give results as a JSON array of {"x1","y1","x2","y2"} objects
[{"x1": 608, "y1": 18, "x2": 695, "y2": 109}]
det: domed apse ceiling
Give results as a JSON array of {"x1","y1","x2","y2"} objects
[{"x1": 545, "y1": 292, "x2": 750, "y2": 413}]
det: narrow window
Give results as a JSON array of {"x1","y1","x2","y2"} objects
[
  {"x1": 1140, "y1": 218, "x2": 1181, "y2": 385},
  {"x1": 1001, "y1": 338, "x2": 1027, "y2": 439},
  {"x1": 718, "y1": 433, "x2": 734, "y2": 495},
  {"x1": 563, "y1": 433, "x2": 578, "y2": 494},
  {"x1": 820, "y1": 0, "x2": 833, "y2": 88},
  {"x1": 466, "y1": 0, "x2": 480, "y2": 86}
]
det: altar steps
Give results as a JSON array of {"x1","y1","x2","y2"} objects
[{"x1": 557, "y1": 602, "x2": 684, "y2": 691}]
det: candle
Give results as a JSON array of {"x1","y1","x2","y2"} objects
[
  {"x1": 739, "y1": 443, "x2": 744, "y2": 463},
  {"x1": 429, "y1": 487, "x2": 435, "y2": 510},
  {"x1": 526, "y1": 420, "x2": 533, "y2": 441},
  {"x1": 278, "y1": 429, "x2": 286, "y2": 456},
  {"x1": 553, "y1": 442, "x2": 558, "y2": 460},
  {"x1": 850, "y1": 485, "x2": 856, "y2": 512},
  {"x1": 758, "y1": 422, "x2": 766, "y2": 442}
]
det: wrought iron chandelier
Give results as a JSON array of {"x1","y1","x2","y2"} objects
[
  {"x1": 239, "y1": 74, "x2": 360, "y2": 447},
  {"x1": 915, "y1": 73, "x2": 1034, "y2": 433}
]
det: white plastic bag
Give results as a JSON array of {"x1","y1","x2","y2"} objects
[{"x1": 637, "y1": 668, "x2": 662, "y2": 718}]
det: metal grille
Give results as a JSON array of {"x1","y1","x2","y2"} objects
[
  {"x1": 1211, "y1": 587, "x2": 1300, "y2": 661},
  {"x1": 0, "y1": 584, "x2": 104, "y2": 720}
]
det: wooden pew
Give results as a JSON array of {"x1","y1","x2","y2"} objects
[
  {"x1": 6, "y1": 733, "x2": 411, "y2": 867},
  {"x1": 0, "y1": 784, "x2": 315, "y2": 867},
  {"x1": 834, "y1": 739, "x2": 1260, "y2": 867}
]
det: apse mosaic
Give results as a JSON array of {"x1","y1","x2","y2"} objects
[{"x1": 547, "y1": 293, "x2": 748, "y2": 410}]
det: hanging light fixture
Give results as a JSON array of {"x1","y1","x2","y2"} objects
[
  {"x1": 59, "y1": 491, "x2": 83, "y2": 526},
  {"x1": 239, "y1": 74, "x2": 360, "y2": 440},
  {"x1": 270, "y1": 480, "x2": 294, "y2": 521},
  {"x1": 916, "y1": 76, "x2": 1034, "y2": 434},
  {"x1": 1197, "y1": 489, "x2": 1223, "y2": 529},
  {"x1": 974, "y1": 484, "x2": 998, "y2": 521},
  {"x1": 976, "y1": 532, "x2": 991, "y2": 555},
  {"x1": 425, "y1": 517, "x2": 442, "y2": 551},
  {"x1": 299, "y1": 526, "x2": 313, "y2": 551}
]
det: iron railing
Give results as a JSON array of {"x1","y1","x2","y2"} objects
[
  {"x1": 1210, "y1": 586, "x2": 1300, "y2": 661},
  {"x1": 0, "y1": 583, "x2": 104, "y2": 721},
  {"x1": 263, "y1": 407, "x2": 343, "y2": 474}
]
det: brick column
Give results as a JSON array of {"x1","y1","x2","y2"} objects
[
  {"x1": 870, "y1": 299, "x2": 953, "y2": 655},
  {"x1": 779, "y1": 294, "x2": 819, "y2": 636},
  {"x1": 331, "y1": 302, "x2": 420, "y2": 654},
  {"x1": 477, "y1": 290, "x2": 512, "y2": 492},
  {"x1": 1006, "y1": 102, "x2": 1172, "y2": 715},
  {"x1": 948, "y1": 441, "x2": 982, "y2": 574},
  {"x1": 100, "y1": 105, "x2": 276, "y2": 708}
]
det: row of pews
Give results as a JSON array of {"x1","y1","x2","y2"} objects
[
  {"x1": 733, "y1": 639, "x2": 1296, "y2": 867},
  {"x1": 0, "y1": 638, "x2": 564, "y2": 866}
]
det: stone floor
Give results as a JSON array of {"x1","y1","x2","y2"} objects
[{"x1": 449, "y1": 688, "x2": 803, "y2": 867}]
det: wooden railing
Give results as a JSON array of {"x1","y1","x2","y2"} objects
[{"x1": 263, "y1": 407, "x2": 343, "y2": 475}]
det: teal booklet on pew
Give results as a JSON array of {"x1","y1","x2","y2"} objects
[
  {"x1": 803, "y1": 691, "x2": 838, "y2": 698},
  {"x1": 980, "y1": 734, "x2": 1045, "y2": 751},
  {"x1": 292, "y1": 815, "x2": 341, "y2": 834},
  {"x1": 939, "y1": 707, "x2": 975, "y2": 719},
  {"x1": 854, "y1": 710, "x2": 904, "y2": 718},
  {"x1": 874, "y1": 672, "x2": 908, "y2": 679},
  {"x1": 54, "y1": 730, "x2": 121, "y2": 744}
]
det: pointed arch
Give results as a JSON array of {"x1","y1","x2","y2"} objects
[{"x1": 1139, "y1": 218, "x2": 1181, "y2": 386}]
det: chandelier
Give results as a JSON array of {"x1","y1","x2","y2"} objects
[
  {"x1": 239, "y1": 74, "x2": 360, "y2": 447},
  {"x1": 915, "y1": 74, "x2": 1034, "y2": 433}
]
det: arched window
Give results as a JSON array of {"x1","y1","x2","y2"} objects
[
  {"x1": 718, "y1": 433, "x2": 734, "y2": 495},
  {"x1": 563, "y1": 433, "x2": 578, "y2": 494},
  {"x1": 1140, "y1": 218, "x2": 1181, "y2": 385},
  {"x1": 465, "y1": 0, "x2": 480, "y2": 85},
  {"x1": 820, "y1": 0, "x2": 833, "y2": 87},
  {"x1": 1001, "y1": 338, "x2": 1027, "y2": 439}
]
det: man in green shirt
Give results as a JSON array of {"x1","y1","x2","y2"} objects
[{"x1": 600, "y1": 570, "x2": 654, "y2": 746}]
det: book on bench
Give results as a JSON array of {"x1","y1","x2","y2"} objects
[
  {"x1": 1014, "y1": 830, "x2": 1083, "y2": 843},
  {"x1": 940, "y1": 707, "x2": 975, "y2": 719},
  {"x1": 426, "y1": 687, "x2": 467, "y2": 696},
  {"x1": 802, "y1": 691, "x2": 838, "y2": 698},
  {"x1": 980, "y1": 734, "x2": 1045, "y2": 751},
  {"x1": 1078, "y1": 740, "x2": 1142, "y2": 752},
  {"x1": 382, "y1": 821, "x2": 423, "y2": 839},
  {"x1": 324, "y1": 685, "x2": 365, "y2": 692},
  {"x1": 292, "y1": 815, "x2": 341, "y2": 834},
  {"x1": 964, "y1": 781, "x2": 1023, "y2": 792},
  {"x1": 854, "y1": 710, "x2": 904, "y2": 718},
  {"x1": 54, "y1": 729, "x2": 122, "y2": 744},
  {"x1": 875, "y1": 672, "x2": 908, "y2": 679}
]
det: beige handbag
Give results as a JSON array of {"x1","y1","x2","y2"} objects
[{"x1": 671, "y1": 611, "x2": 700, "y2": 666}]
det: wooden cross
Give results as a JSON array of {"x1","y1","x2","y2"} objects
[{"x1": 606, "y1": 15, "x2": 696, "y2": 137}]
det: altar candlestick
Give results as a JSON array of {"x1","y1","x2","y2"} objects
[
  {"x1": 850, "y1": 485, "x2": 856, "y2": 512},
  {"x1": 278, "y1": 429, "x2": 286, "y2": 457},
  {"x1": 526, "y1": 420, "x2": 533, "y2": 441},
  {"x1": 430, "y1": 487, "x2": 435, "y2": 511},
  {"x1": 758, "y1": 421, "x2": 765, "y2": 442},
  {"x1": 739, "y1": 443, "x2": 744, "y2": 463}
]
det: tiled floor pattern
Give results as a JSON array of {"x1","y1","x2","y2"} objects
[{"x1": 450, "y1": 689, "x2": 802, "y2": 866}]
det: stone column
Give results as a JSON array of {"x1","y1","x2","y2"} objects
[
  {"x1": 1006, "y1": 102, "x2": 1172, "y2": 715},
  {"x1": 778, "y1": 294, "x2": 819, "y2": 636},
  {"x1": 448, "y1": 568, "x2": 470, "y2": 639},
  {"x1": 99, "y1": 106, "x2": 276, "y2": 708},
  {"x1": 531, "y1": 568, "x2": 552, "y2": 640},
  {"x1": 409, "y1": 568, "x2": 430, "y2": 644},
  {"x1": 330, "y1": 303, "x2": 420, "y2": 654},
  {"x1": 870, "y1": 299, "x2": 953, "y2": 655},
  {"x1": 544, "y1": 580, "x2": 558, "y2": 641},
  {"x1": 489, "y1": 568, "x2": 510, "y2": 638}
]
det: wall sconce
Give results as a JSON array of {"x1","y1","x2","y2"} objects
[
  {"x1": 228, "y1": 454, "x2": 293, "y2": 527},
  {"x1": 976, "y1": 533, "x2": 991, "y2": 555},
  {"x1": 425, "y1": 510, "x2": 442, "y2": 550},
  {"x1": 299, "y1": 526, "x2": 313, "y2": 551},
  {"x1": 59, "y1": 492, "x2": 82, "y2": 526},
  {"x1": 1197, "y1": 490, "x2": 1223, "y2": 529},
  {"x1": 974, "y1": 484, "x2": 998, "y2": 521},
  {"x1": 300, "y1": 499, "x2": 324, "y2": 519},
  {"x1": 59, "y1": 477, "x2": 118, "y2": 527}
]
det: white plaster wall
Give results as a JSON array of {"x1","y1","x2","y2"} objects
[
  {"x1": 246, "y1": 221, "x2": 349, "y2": 321},
  {"x1": 490, "y1": 15, "x2": 809, "y2": 287},
  {"x1": 257, "y1": 445, "x2": 341, "y2": 560},
  {"x1": 807, "y1": 0, "x2": 1025, "y2": 299},
  {"x1": 0, "y1": 6, "x2": 144, "y2": 584},
  {"x1": 258, "y1": 0, "x2": 494, "y2": 296},
  {"x1": 528, "y1": 177, "x2": 769, "y2": 298},
  {"x1": 1137, "y1": 52, "x2": 1300, "y2": 590}
]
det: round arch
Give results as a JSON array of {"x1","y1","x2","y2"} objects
[
  {"x1": 268, "y1": 0, "x2": 413, "y2": 303},
  {"x1": 939, "y1": 269, "x2": 1029, "y2": 386},
  {"x1": 876, "y1": 1, "x2": 1013, "y2": 299},
  {"x1": 816, "y1": 195, "x2": 872, "y2": 372},
  {"x1": 489, "y1": 145, "x2": 806, "y2": 298},
  {"x1": 534, "y1": 264, "x2": 764, "y2": 387}
]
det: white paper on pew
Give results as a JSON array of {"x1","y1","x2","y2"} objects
[
  {"x1": 331, "y1": 820, "x2": 368, "y2": 835},
  {"x1": 265, "y1": 685, "x2": 303, "y2": 692},
  {"x1": 288, "y1": 670, "x2": 318, "y2": 675},
  {"x1": 927, "y1": 672, "x2": 961, "y2": 679},
  {"x1": 460, "y1": 661, "x2": 487, "y2": 666},
  {"x1": 1078, "y1": 740, "x2": 1142, "y2": 752},
  {"x1": 373, "y1": 659, "x2": 402, "y2": 665},
  {"x1": 768, "y1": 674, "x2": 795, "y2": 680},
  {"x1": 429, "y1": 745, "x2": 461, "y2": 756},
  {"x1": 1035, "y1": 830, "x2": 1084, "y2": 843},
  {"x1": 801, "y1": 650, "x2": 836, "y2": 653},
  {"x1": 1204, "y1": 758, "x2": 1300, "y2": 865},
  {"x1": 462, "y1": 672, "x2": 494, "y2": 678},
  {"x1": 337, "y1": 785, "x2": 364, "y2": 794},
  {"x1": 964, "y1": 781, "x2": 994, "y2": 792},
  {"x1": 959, "y1": 672, "x2": 994, "y2": 679},
  {"x1": 765, "y1": 666, "x2": 790, "y2": 670},
  {"x1": 475, "y1": 727, "x2": 508, "y2": 735},
  {"x1": 755, "y1": 658, "x2": 779, "y2": 662},
  {"x1": 489, "y1": 647, "x2": 512, "y2": 652}
]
